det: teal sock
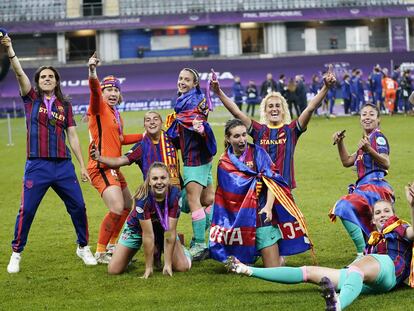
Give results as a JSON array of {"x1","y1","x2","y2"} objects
[
  {"x1": 204, "y1": 205, "x2": 213, "y2": 231},
  {"x1": 341, "y1": 219, "x2": 366, "y2": 253},
  {"x1": 192, "y1": 209, "x2": 206, "y2": 244},
  {"x1": 338, "y1": 267, "x2": 364, "y2": 309},
  {"x1": 250, "y1": 266, "x2": 304, "y2": 284}
]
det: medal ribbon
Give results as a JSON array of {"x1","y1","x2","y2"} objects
[
  {"x1": 43, "y1": 95, "x2": 56, "y2": 120},
  {"x1": 154, "y1": 193, "x2": 169, "y2": 231}
]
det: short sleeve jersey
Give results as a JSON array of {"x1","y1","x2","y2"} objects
[
  {"x1": 125, "y1": 186, "x2": 181, "y2": 234},
  {"x1": 355, "y1": 129, "x2": 389, "y2": 179},
  {"x1": 23, "y1": 88, "x2": 75, "y2": 159},
  {"x1": 248, "y1": 119, "x2": 304, "y2": 189}
]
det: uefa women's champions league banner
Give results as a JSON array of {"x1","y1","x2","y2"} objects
[
  {"x1": 3, "y1": 5, "x2": 414, "y2": 33},
  {"x1": 0, "y1": 51, "x2": 413, "y2": 115}
]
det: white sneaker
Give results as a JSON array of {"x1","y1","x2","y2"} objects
[
  {"x1": 7, "y1": 252, "x2": 21, "y2": 273},
  {"x1": 95, "y1": 252, "x2": 111, "y2": 264},
  {"x1": 106, "y1": 244, "x2": 116, "y2": 256},
  {"x1": 76, "y1": 246, "x2": 98, "y2": 266},
  {"x1": 225, "y1": 256, "x2": 252, "y2": 276}
]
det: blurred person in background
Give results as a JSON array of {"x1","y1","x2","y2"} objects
[
  {"x1": 295, "y1": 75, "x2": 307, "y2": 114},
  {"x1": 232, "y1": 75, "x2": 244, "y2": 111},
  {"x1": 381, "y1": 68, "x2": 398, "y2": 116},
  {"x1": 260, "y1": 72, "x2": 278, "y2": 98},
  {"x1": 285, "y1": 78, "x2": 300, "y2": 118},
  {"x1": 398, "y1": 70, "x2": 412, "y2": 114},
  {"x1": 245, "y1": 80, "x2": 260, "y2": 117},
  {"x1": 369, "y1": 65, "x2": 385, "y2": 112},
  {"x1": 341, "y1": 74, "x2": 352, "y2": 115}
]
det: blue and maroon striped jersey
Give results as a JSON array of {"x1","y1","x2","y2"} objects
[
  {"x1": 23, "y1": 88, "x2": 75, "y2": 159},
  {"x1": 366, "y1": 217, "x2": 412, "y2": 285},
  {"x1": 248, "y1": 119, "x2": 304, "y2": 189},
  {"x1": 355, "y1": 129, "x2": 389, "y2": 179},
  {"x1": 125, "y1": 186, "x2": 181, "y2": 234},
  {"x1": 178, "y1": 125, "x2": 212, "y2": 166}
]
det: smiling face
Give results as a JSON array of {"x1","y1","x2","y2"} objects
[
  {"x1": 144, "y1": 112, "x2": 162, "y2": 137},
  {"x1": 38, "y1": 69, "x2": 57, "y2": 94},
  {"x1": 372, "y1": 200, "x2": 395, "y2": 230},
  {"x1": 226, "y1": 125, "x2": 248, "y2": 157},
  {"x1": 360, "y1": 105, "x2": 380, "y2": 134},
  {"x1": 177, "y1": 69, "x2": 197, "y2": 94},
  {"x1": 102, "y1": 86, "x2": 120, "y2": 106},
  {"x1": 264, "y1": 96, "x2": 285, "y2": 126},
  {"x1": 149, "y1": 167, "x2": 170, "y2": 199}
]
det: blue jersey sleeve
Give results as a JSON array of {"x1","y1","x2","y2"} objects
[{"x1": 373, "y1": 133, "x2": 389, "y2": 155}]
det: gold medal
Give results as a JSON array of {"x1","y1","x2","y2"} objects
[{"x1": 49, "y1": 118, "x2": 57, "y2": 126}]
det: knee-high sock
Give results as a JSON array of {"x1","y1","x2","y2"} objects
[
  {"x1": 204, "y1": 205, "x2": 212, "y2": 231},
  {"x1": 109, "y1": 209, "x2": 130, "y2": 245},
  {"x1": 341, "y1": 219, "x2": 366, "y2": 253},
  {"x1": 96, "y1": 212, "x2": 121, "y2": 253},
  {"x1": 338, "y1": 266, "x2": 364, "y2": 309},
  {"x1": 191, "y1": 208, "x2": 206, "y2": 244},
  {"x1": 250, "y1": 266, "x2": 306, "y2": 284}
]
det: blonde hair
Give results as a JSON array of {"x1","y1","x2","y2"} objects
[
  {"x1": 259, "y1": 92, "x2": 291, "y2": 125},
  {"x1": 133, "y1": 162, "x2": 170, "y2": 200}
]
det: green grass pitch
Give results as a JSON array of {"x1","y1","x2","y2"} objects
[{"x1": 0, "y1": 107, "x2": 413, "y2": 310}]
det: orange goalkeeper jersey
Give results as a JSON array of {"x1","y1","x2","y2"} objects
[{"x1": 87, "y1": 78, "x2": 141, "y2": 169}]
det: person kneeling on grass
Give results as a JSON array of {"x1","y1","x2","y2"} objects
[
  {"x1": 210, "y1": 119, "x2": 312, "y2": 267},
  {"x1": 226, "y1": 183, "x2": 414, "y2": 310},
  {"x1": 108, "y1": 162, "x2": 191, "y2": 278}
]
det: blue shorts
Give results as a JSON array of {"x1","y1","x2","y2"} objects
[
  {"x1": 118, "y1": 224, "x2": 142, "y2": 250},
  {"x1": 183, "y1": 162, "x2": 213, "y2": 187},
  {"x1": 256, "y1": 225, "x2": 282, "y2": 251}
]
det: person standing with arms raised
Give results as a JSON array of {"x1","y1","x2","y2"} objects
[
  {"x1": 86, "y1": 53, "x2": 142, "y2": 263},
  {"x1": 2, "y1": 33, "x2": 96, "y2": 273}
]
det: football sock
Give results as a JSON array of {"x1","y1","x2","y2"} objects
[
  {"x1": 204, "y1": 205, "x2": 212, "y2": 231},
  {"x1": 109, "y1": 209, "x2": 130, "y2": 245},
  {"x1": 191, "y1": 208, "x2": 206, "y2": 244},
  {"x1": 250, "y1": 266, "x2": 305, "y2": 284},
  {"x1": 96, "y1": 212, "x2": 121, "y2": 253},
  {"x1": 338, "y1": 266, "x2": 364, "y2": 309},
  {"x1": 341, "y1": 219, "x2": 366, "y2": 253}
]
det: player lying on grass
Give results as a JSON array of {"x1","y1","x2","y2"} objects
[{"x1": 226, "y1": 183, "x2": 414, "y2": 310}]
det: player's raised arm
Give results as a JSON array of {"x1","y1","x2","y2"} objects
[{"x1": 0, "y1": 34, "x2": 31, "y2": 96}]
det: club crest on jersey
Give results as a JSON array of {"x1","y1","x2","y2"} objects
[
  {"x1": 25, "y1": 179, "x2": 33, "y2": 189},
  {"x1": 136, "y1": 206, "x2": 144, "y2": 214},
  {"x1": 376, "y1": 136, "x2": 386, "y2": 146}
]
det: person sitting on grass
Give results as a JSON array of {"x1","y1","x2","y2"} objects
[
  {"x1": 329, "y1": 103, "x2": 394, "y2": 261},
  {"x1": 108, "y1": 162, "x2": 191, "y2": 278},
  {"x1": 226, "y1": 182, "x2": 414, "y2": 310}
]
